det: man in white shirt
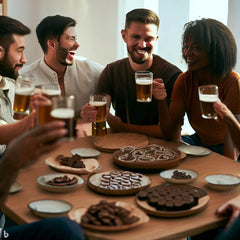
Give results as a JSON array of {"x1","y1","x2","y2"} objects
[{"x1": 20, "y1": 15, "x2": 104, "y2": 116}]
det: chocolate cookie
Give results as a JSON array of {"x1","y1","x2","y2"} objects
[{"x1": 47, "y1": 175, "x2": 78, "y2": 186}]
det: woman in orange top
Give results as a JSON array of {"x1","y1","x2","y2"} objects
[{"x1": 153, "y1": 18, "x2": 240, "y2": 160}]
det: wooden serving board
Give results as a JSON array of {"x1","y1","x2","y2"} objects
[{"x1": 93, "y1": 133, "x2": 149, "y2": 152}]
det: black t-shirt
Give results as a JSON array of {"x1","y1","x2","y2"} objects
[{"x1": 97, "y1": 54, "x2": 182, "y2": 125}]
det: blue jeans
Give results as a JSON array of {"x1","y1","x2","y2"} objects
[
  {"x1": 4, "y1": 217, "x2": 85, "y2": 240},
  {"x1": 182, "y1": 133, "x2": 224, "y2": 155}
]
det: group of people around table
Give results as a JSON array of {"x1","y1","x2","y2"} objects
[{"x1": 0, "y1": 7, "x2": 240, "y2": 240}]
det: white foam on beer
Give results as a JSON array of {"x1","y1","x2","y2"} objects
[
  {"x1": 199, "y1": 94, "x2": 218, "y2": 102},
  {"x1": 90, "y1": 101, "x2": 106, "y2": 107},
  {"x1": 50, "y1": 108, "x2": 74, "y2": 119},
  {"x1": 136, "y1": 79, "x2": 152, "y2": 85},
  {"x1": 43, "y1": 89, "x2": 61, "y2": 96},
  {"x1": 15, "y1": 87, "x2": 33, "y2": 95}
]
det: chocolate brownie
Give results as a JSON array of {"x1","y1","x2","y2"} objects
[
  {"x1": 57, "y1": 155, "x2": 86, "y2": 168},
  {"x1": 81, "y1": 200, "x2": 139, "y2": 226},
  {"x1": 137, "y1": 185, "x2": 206, "y2": 211}
]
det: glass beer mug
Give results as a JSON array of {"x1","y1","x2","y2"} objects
[
  {"x1": 89, "y1": 94, "x2": 107, "y2": 136},
  {"x1": 13, "y1": 76, "x2": 35, "y2": 114},
  {"x1": 135, "y1": 71, "x2": 153, "y2": 102}
]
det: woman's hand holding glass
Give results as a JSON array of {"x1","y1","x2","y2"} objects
[{"x1": 152, "y1": 79, "x2": 167, "y2": 101}]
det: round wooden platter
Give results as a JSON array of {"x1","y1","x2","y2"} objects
[
  {"x1": 68, "y1": 201, "x2": 149, "y2": 232},
  {"x1": 87, "y1": 171, "x2": 152, "y2": 195},
  {"x1": 45, "y1": 156, "x2": 100, "y2": 175},
  {"x1": 113, "y1": 145, "x2": 186, "y2": 170},
  {"x1": 93, "y1": 133, "x2": 149, "y2": 152},
  {"x1": 136, "y1": 188, "x2": 209, "y2": 218}
]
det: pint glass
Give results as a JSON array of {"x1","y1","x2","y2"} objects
[
  {"x1": 135, "y1": 71, "x2": 153, "y2": 102},
  {"x1": 51, "y1": 95, "x2": 75, "y2": 141},
  {"x1": 198, "y1": 85, "x2": 219, "y2": 119},
  {"x1": 13, "y1": 76, "x2": 34, "y2": 113},
  {"x1": 37, "y1": 84, "x2": 61, "y2": 125},
  {"x1": 89, "y1": 94, "x2": 107, "y2": 136}
]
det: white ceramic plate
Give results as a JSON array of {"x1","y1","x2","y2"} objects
[
  {"x1": 37, "y1": 173, "x2": 85, "y2": 193},
  {"x1": 9, "y1": 181, "x2": 22, "y2": 194},
  {"x1": 205, "y1": 174, "x2": 240, "y2": 191},
  {"x1": 160, "y1": 169, "x2": 199, "y2": 184},
  {"x1": 177, "y1": 145, "x2": 211, "y2": 156},
  {"x1": 28, "y1": 199, "x2": 72, "y2": 218},
  {"x1": 71, "y1": 148, "x2": 100, "y2": 158}
]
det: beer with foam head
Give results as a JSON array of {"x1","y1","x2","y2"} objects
[
  {"x1": 135, "y1": 71, "x2": 153, "y2": 102},
  {"x1": 199, "y1": 94, "x2": 218, "y2": 119},
  {"x1": 89, "y1": 94, "x2": 107, "y2": 136},
  {"x1": 91, "y1": 101, "x2": 107, "y2": 122},
  {"x1": 51, "y1": 108, "x2": 75, "y2": 139},
  {"x1": 136, "y1": 79, "x2": 152, "y2": 102},
  {"x1": 38, "y1": 88, "x2": 61, "y2": 125},
  {"x1": 198, "y1": 85, "x2": 218, "y2": 119},
  {"x1": 51, "y1": 95, "x2": 75, "y2": 140},
  {"x1": 13, "y1": 87, "x2": 33, "y2": 112}
]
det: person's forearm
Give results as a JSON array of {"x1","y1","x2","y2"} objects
[
  {"x1": 226, "y1": 118, "x2": 240, "y2": 153},
  {"x1": 0, "y1": 118, "x2": 30, "y2": 144},
  {"x1": 0, "y1": 157, "x2": 18, "y2": 207}
]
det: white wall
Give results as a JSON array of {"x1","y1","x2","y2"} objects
[
  {"x1": 228, "y1": 0, "x2": 240, "y2": 73},
  {"x1": 7, "y1": 0, "x2": 119, "y2": 66}
]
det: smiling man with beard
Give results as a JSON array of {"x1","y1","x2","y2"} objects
[
  {"x1": 81, "y1": 8, "x2": 182, "y2": 138},
  {"x1": 0, "y1": 16, "x2": 36, "y2": 156},
  {"x1": 20, "y1": 15, "x2": 104, "y2": 116}
]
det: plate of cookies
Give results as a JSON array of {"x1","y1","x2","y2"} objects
[
  {"x1": 113, "y1": 144, "x2": 185, "y2": 170},
  {"x1": 68, "y1": 200, "x2": 149, "y2": 231},
  {"x1": 37, "y1": 173, "x2": 85, "y2": 193},
  {"x1": 87, "y1": 170, "x2": 151, "y2": 195},
  {"x1": 160, "y1": 169, "x2": 199, "y2": 184},
  {"x1": 45, "y1": 154, "x2": 100, "y2": 175},
  {"x1": 136, "y1": 184, "x2": 209, "y2": 217}
]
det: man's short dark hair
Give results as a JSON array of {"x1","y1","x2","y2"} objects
[
  {"x1": 36, "y1": 15, "x2": 76, "y2": 53},
  {"x1": 0, "y1": 16, "x2": 30, "y2": 52},
  {"x1": 125, "y1": 8, "x2": 160, "y2": 30}
]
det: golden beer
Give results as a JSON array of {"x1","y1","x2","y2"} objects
[
  {"x1": 50, "y1": 108, "x2": 75, "y2": 139},
  {"x1": 92, "y1": 101, "x2": 107, "y2": 122},
  {"x1": 198, "y1": 85, "x2": 218, "y2": 119},
  {"x1": 92, "y1": 121, "x2": 107, "y2": 136},
  {"x1": 89, "y1": 95, "x2": 107, "y2": 136},
  {"x1": 38, "y1": 89, "x2": 61, "y2": 125},
  {"x1": 136, "y1": 79, "x2": 152, "y2": 102},
  {"x1": 199, "y1": 94, "x2": 218, "y2": 119},
  {"x1": 13, "y1": 88, "x2": 33, "y2": 112}
]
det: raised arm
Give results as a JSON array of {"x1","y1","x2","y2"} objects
[
  {"x1": 0, "y1": 121, "x2": 67, "y2": 206},
  {"x1": 0, "y1": 111, "x2": 35, "y2": 144},
  {"x1": 152, "y1": 79, "x2": 184, "y2": 140}
]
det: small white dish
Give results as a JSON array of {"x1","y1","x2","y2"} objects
[
  {"x1": 28, "y1": 199, "x2": 72, "y2": 218},
  {"x1": 71, "y1": 148, "x2": 100, "y2": 158},
  {"x1": 160, "y1": 169, "x2": 199, "y2": 184},
  {"x1": 37, "y1": 173, "x2": 85, "y2": 193},
  {"x1": 177, "y1": 145, "x2": 211, "y2": 156},
  {"x1": 9, "y1": 181, "x2": 22, "y2": 194},
  {"x1": 205, "y1": 174, "x2": 240, "y2": 191}
]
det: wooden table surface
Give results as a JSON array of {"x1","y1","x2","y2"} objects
[{"x1": 3, "y1": 136, "x2": 240, "y2": 240}]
